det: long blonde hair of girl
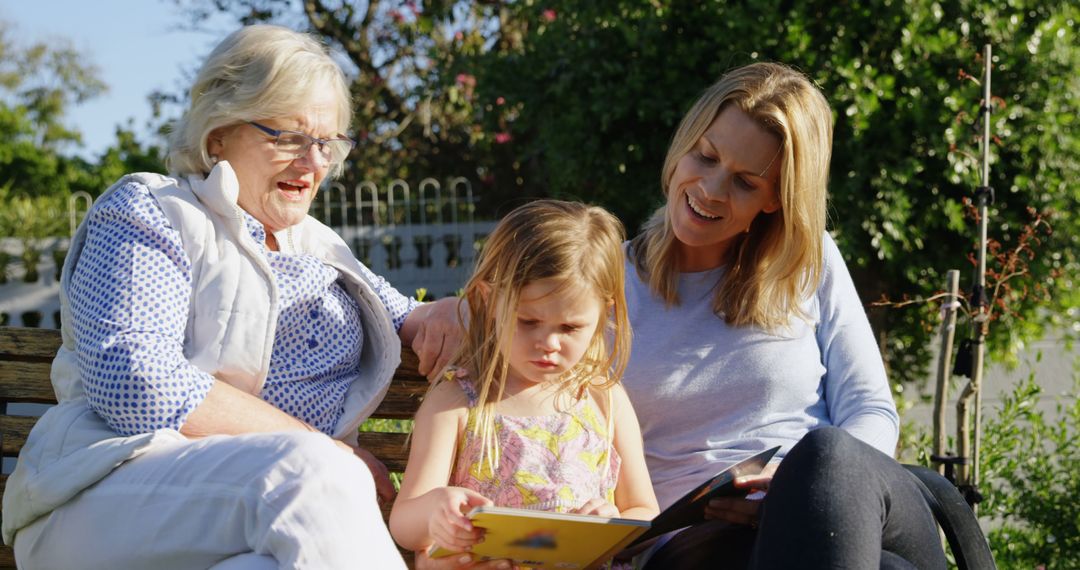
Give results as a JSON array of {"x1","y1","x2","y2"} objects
[
  {"x1": 630, "y1": 62, "x2": 833, "y2": 329},
  {"x1": 452, "y1": 199, "x2": 630, "y2": 472}
]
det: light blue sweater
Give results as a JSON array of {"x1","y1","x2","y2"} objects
[{"x1": 621, "y1": 233, "x2": 899, "y2": 509}]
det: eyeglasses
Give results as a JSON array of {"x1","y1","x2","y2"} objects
[{"x1": 247, "y1": 121, "x2": 356, "y2": 165}]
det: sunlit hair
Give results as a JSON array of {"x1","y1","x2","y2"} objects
[
  {"x1": 166, "y1": 24, "x2": 352, "y2": 178},
  {"x1": 452, "y1": 199, "x2": 630, "y2": 472},
  {"x1": 629, "y1": 62, "x2": 832, "y2": 329}
]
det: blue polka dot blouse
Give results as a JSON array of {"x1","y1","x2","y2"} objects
[{"x1": 68, "y1": 181, "x2": 419, "y2": 436}]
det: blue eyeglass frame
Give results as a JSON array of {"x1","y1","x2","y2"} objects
[{"x1": 247, "y1": 121, "x2": 356, "y2": 160}]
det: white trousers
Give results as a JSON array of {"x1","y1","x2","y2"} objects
[{"x1": 13, "y1": 431, "x2": 406, "y2": 569}]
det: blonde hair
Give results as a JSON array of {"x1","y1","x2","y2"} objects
[
  {"x1": 166, "y1": 25, "x2": 352, "y2": 178},
  {"x1": 453, "y1": 199, "x2": 630, "y2": 471},
  {"x1": 629, "y1": 62, "x2": 833, "y2": 329}
]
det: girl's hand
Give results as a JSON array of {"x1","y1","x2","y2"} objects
[
  {"x1": 428, "y1": 487, "x2": 493, "y2": 553},
  {"x1": 572, "y1": 498, "x2": 620, "y2": 518},
  {"x1": 703, "y1": 461, "x2": 778, "y2": 528}
]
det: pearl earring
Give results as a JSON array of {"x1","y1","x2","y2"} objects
[{"x1": 210, "y1": 154, "x2": 220, "y2": 164}]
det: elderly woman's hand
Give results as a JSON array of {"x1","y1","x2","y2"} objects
[
  {"x1": 401, "y1": 296, "x2": 466, "y2": 381},
  {"x1": 413, "y1": 549, "x2": 516, "y2": 570},
  {"x1": 335, "y1": 439, "x2": 396, "y2": 505}
]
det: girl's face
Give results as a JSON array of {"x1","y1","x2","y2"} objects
[
  {"x1": 504, "y1": 278, "x2": 605, "y2": 390},
  {"x1": 208, "y1": 78, "x2": 342, "y2": 241},
  {"x1": 666, "y1": 105, "x2": 782, "y2": 271}
]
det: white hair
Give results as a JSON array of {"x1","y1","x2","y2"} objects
[{"x1": 167, "y1": 25, "x2": 352, "y2": 178}]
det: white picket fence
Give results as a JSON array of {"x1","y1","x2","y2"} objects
[
  {"x1": 0, "y1": 177, "x2": 496, "y2": 328},
  {"x1": 0, "y1": 237, "x2": 67, "y2": 328}
]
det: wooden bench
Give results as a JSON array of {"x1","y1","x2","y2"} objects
[
  {"x1": 0, "y1": 326, "x2": 997, "y2": 570},
  {"x1": 0, "y1": 326, "x2": 427, "y2": 569}
]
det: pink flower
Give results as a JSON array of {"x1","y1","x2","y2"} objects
[
  {"x1": 496, "y1": 96, "x2": 506, "y2": 106},
  {"x1": 494, "y1": 132, "x2": 512, "y2": 144},
  {"x1": 455, "y1": 73, "x2": 476, "y2": 87},
  {"x1": 542, "y1": 9, "x2": 557, "y2": 22},
  {"x1": 455, "y1": 31, "x2": 464, "y2": 42}
]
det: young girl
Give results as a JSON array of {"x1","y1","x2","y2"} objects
[{"x1": 389, "y1": 199, "x2": 659, "y2": 561}]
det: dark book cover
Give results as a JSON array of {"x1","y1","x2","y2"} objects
[{"x1": 631, "y1": 446, "x2": 781, "y2": 545}]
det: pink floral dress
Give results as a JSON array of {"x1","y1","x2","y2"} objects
[{"x1": 449, "y1": 376, "x2": 621, "y2": 513}]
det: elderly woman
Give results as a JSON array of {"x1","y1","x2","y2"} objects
[
  {"x1": 620, "y1": 62, "x2": 947, "y2": 569},
  {"x1": 2, "y1": 25, "x2": 458, "y2": 569}
]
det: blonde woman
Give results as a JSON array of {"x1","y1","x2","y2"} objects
[{"x1": 622, "y1": 63, "x2": 947, "y2": 569}]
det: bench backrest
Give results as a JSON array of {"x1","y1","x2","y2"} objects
[{"x1": 0, "y1": 326, "x2": 426, "y2": 569}]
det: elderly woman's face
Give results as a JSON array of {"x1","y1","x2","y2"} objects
[
  {"x1": 666, "y1": 105, "x2": 782, "y2": 272},
  {"x1": 209, "y1": 78, "x2": 342, "y2": 241}
]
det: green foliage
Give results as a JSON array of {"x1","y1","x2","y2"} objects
[
  {"x1": 0, "y1": 22, "x2": 105, "y2": 150},
  {"x1": 979, "y1": 366, "x2": 1079, "y2": 569},
  {"x1": 0, "y1": 184, "x2": 67, "y2": 241},
  {"x1": 0, "y1": 183, "x2": 67, "y2": 284},
  {"x1": 0, "y1": 21, "x2": 165, "y2": 203},
  {"x1": 461, "y1": 0, "x2": 1080, "y2": 386},
  {"x1": 902, "y1": 364, "x2": 1080, "y2": 568},
  {"x1": 7, "y1": 2, "x2": 1072, "y2": 395},
  {"x1": 92, "y1": 124, "x2": 168, "y2": 193},
  {"x1": 0, "y1": 21, "x2": 99, "y2": 197},
  {"x1": 359, "y1": 418, "x2": 413, "y2": 434}
]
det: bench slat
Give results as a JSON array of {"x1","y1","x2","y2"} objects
[
  {"x1": 370, "y1": 379, "x2": 428, "y2": 419},
  {"x1": 356, "y1": 431, "x2": 411, "y2": 473},
  {"x1": 0, "y1": 361, "x2": 57, "y2": 403},
  {"x1": 0, "y1": 415, "x2": 37, "y2": 456},
  {"x1": 0, "y1": 328, "x2": 62, "y2": 361}
]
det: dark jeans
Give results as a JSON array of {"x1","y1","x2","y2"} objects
[{"x1": 644, "y1": 427, "x2": 947, "y2": 569}]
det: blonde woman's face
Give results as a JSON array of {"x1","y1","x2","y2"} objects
[
  {"x1": 504, "y1": 278, "x2": 605, "y2": 391},
  {"x1": 208, "y1": 78, "x2": 341, "y2": 245},
  {"x1": 667, "y1": 105, "x2": 782, "y2": 271}
]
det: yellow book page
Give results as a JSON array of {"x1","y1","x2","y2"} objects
[{"x1": 430, "y1": 507, "x2": 648, "y2": 570}]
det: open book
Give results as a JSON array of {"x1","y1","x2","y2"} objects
[
  {"x1": 428, "y1": 446, "x2": 780, "y2": 569},
  {"x1": 428, "y1": 507, "x2": 649, "y2": 569}
]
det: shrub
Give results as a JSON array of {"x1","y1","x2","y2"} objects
[{"x1": 979, "y1": 363, "x2": 1079, "y2": 569}]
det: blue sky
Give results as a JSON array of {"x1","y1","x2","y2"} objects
[{"x1": 1, "y1": 1, "x2": 236, "y2": 159}]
